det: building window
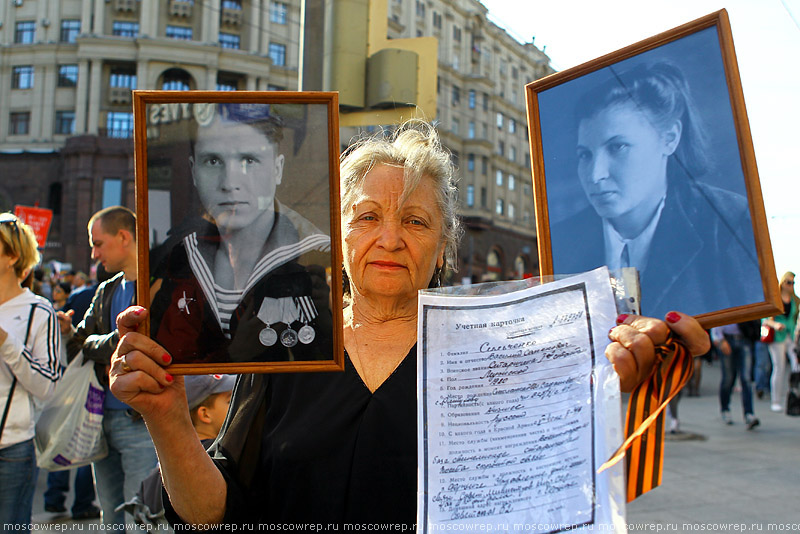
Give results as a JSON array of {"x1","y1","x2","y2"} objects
[
  {"x1": 508, "y1": 202, "x2": 515, "y2": 220},
  {"x1": 60, "y1": 20, "x2": 81, "y2": 43},
  {"x1": 15, "y1": 21, "x2": 36, "y2": 44},
  {"x1": 12, "y1": 66, "x2": 34, "y2": 89},
  {"x1": 269, "y1": 43, "x2": 286, "y2": 66},
  {"x1": 467, "y1": 154, "x2": 475, "y2": 172},
  {"x1": 481, "y1": 156, "x2": 488, "y2": 175},
  {"x1": 219, "y1": 32, "x2": 240, "y2": 49},
  {"x1": 496, "y1": 170, "x2": 503, "y2": 187},
  {"x1": 508, "y1": 175, "x2": 515, "y2": 191},
  {"x1": 106, "y1": 112, "x2": 133, "y2": 138},
  {"x1": 110, "y1": 68, "x2": 137, "y2": 89},
  {"x1": 166, "y1": 25, "x2": 193, "y2": 40},
  {"x1": 451, "y1": 86, "x2": 460, "y2": 106},
  {"x1": 58, "y1": 65, "x2": 78, "y2": 87},
  {"x1": 496, "y1": 198, "x2": 504, "y2": 215},
  {"x1": 496, "y1": 112, "x2": 503, "y2": 129},
  {"x1": 112, "y1": 21, "x2": 139, "y2": 37},
  {"x1": 453, "y1": 26, "x2": 461, "y2": 42},
  {"x1": 451, "y1": 118, "x2": 460, "y2": 136},
  {"x1": 480, "y1": 187, "x2": 487, "y2": 208},
  {"x1": 481, "y1": 122, "x2": 488, "y2": 139},
  {"x1": 468, "y1": 90, "x2": 476, "y2": 109},
  {"x1": 467, "y1": 185, "x2": 474, "y2": 207},
  {"x1": 217, "y1": 75, "x2": 239, "y2": 91},
  {"x1": 452, "y1": 54, "x2": 459, "y2": 72},
  {"x1": 415, "y1": 0, "x2": 425, "y2": 17},
  {"x1": 483, "y1": 92, "x2": 489, "y2": 111},
  {"x1": 270, "y1": 2, "x2": 288, "y2": 24},
  {"x1": 498, "y1": 140, "x2": 504, "y2": 157},
  {"x1": 512, "y1": 66, "x2": 519, "y2": 79},
  {"x1": 509, "y1": 118, "x2": 516, "y2": 134},
  {"x1": 268, "y1": 84, "x2": 286, "y2": 91},
  {"x1": 510, "y1": 146, "x2": 517, "y2": 162},
  {"x1": 468, "y1": 121, "x2": 475, "y2": 139},
  {"x1": 102, "y1": 178, "x2": 122, "y2": 208},
  {"x1": 432, "y1": 12, "x2": 442, "y2": 29},
  {"x1": 162, "y1": 70, "x2": 191, "y2": 90},
  {"x1": 55, "y1": 111, "x2": 75, "y2": 135},
  {"x1": 223, "y1": 0, "x2": 243, "y2": 8},
  {"x1": 9, "y1": 112, "x2": 30, "y2": 135}
]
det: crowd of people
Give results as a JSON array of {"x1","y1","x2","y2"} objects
[{"x1": 0, "y1": 119, "x2": 795, "y2": 531}]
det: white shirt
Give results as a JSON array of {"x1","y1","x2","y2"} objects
[{"x1": 603, "y1": 197, "x2": 666, "y2": 273}]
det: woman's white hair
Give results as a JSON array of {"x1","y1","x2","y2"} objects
[{"x1": 340, "y1": 120, "x2": 462, "y2": 275}]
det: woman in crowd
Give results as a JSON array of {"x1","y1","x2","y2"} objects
[
  {"x1": 108, "y1": 121, "x2": 710, "y2": 527},
  {"x1": 51, "y1": 281, "x2": 71, "y2": 311},
  {"x1": 0, "y1": 213, "x2": 62, "y2": 532},
  {"x1": 762, "y1": 271, "x2": 800, "y2": 412},
  {"x1": 550, "y1": 61, "x2": 761, "y2": 319}
]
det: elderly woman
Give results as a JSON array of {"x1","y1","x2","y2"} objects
[
  {"x1": 0, "y1": 213, "x2": 62, "y2": 532},
  {"x1": 109, "y1": 121, "x2": 709, "y2": 527}
]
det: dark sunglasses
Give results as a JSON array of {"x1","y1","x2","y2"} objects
[{"x1": 0, "y1": 213, "x2": 22, "y2": 251}]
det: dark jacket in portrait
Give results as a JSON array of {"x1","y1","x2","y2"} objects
[
  {"x1": 550, "y1": 173, "x2": 763, "y2": 319},
  {"x1": 148, "y1": 203, "x2": 332, "y2": 364}
]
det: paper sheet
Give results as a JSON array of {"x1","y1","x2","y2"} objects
[{"x1": 417, "y1": 267, "x2": 626, "y2": 532}]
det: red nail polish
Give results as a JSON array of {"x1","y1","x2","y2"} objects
[
  {"x1": 134, "y1": 308, "x2": 144, "y2": 316},
  {"x1": 165, "y1": 374, "x2": 173, "y2": 383},
  {"x1": 616, "y1": 314, "x2": 629, "y2": 324},
  {"x1": 162, "y1": 354, "x2": 171, "y2": 363},
  {"x1": 666, "y1": 312, "x2": 681, "y2": 324},
  {"x1": 609, "y1": 328, "x2": 615, "y2": 336}
]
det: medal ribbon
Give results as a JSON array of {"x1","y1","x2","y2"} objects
[
  {"x1": 295, "y1": 296, "x2": 318, "y2": 323},
  {"x1": 598, "y1": 333, "x2": 694, "y2": 502},
  {"x1": 257, "y1": 297, "x2": 300, "y2": 326}
]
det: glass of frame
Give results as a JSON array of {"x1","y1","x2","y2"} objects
[
  {"x1": 525, "y1": 10, "x2": 781, "y2": 328},
  {"x1": 133, "y1": 91, "x2": 343, "y2": 374}
]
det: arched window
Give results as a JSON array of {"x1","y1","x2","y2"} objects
[{"x1": 161, "y1": 68, "x2": 193, "y2": 91}]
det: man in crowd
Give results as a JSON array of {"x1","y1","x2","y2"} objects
[{"x1": 59, "y1": 206, "x2": 157, "y2": 527}]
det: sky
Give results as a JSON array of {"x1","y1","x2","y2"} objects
[{"x1": 480, "y1": 0, "x2": 800, "y2": 279}]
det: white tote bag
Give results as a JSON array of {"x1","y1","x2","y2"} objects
[{"x1": 35, "y1": 355, "x2": 107, "y2": 470}]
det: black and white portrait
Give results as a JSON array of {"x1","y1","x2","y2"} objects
[
  {"x1": 135, "y1": 94, "x2": 342, "y2": 371},
  {"x1": 530, "y1": 21, "x2": 768, "y2": 321}
]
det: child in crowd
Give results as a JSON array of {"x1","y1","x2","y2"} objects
[{"x1": 116, "y1": 374, "x2": 235, "y2": 527}]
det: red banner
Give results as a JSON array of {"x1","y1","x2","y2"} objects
[{"x1": 14, "y1": 205, "x2": 53, "y2": 248}]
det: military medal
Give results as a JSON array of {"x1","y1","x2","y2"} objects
[
  {"x1": 295, "y1": 296, "x2": 319, "y2": 345},
  {"x1": 259, "y1": 326, "x2": 278, "y2": 346},
  {"x1": 298, "y1": 324, "x2": 315, "y2": 344},
  {"x1": 280, "y1": 328, "x2": 298, "y2": 347}
]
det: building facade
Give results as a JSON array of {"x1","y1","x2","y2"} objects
[{"x1": 0, "y1": 0, "x2": 551, "y2": 280}]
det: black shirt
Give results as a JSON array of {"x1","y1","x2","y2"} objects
[{"x1": 168, "y1": 348, "x2": 418, "y2": 529}]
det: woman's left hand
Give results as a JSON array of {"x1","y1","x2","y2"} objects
[{"x1": 607, "y1": 311, "x2": 710, "y2": 392}]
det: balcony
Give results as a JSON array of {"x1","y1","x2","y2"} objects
[
  {"x1": 109, "y1": 87, "x2": 132, "y2": 104},
  {"x1": 114, "y1": 0, "x2": 136, "y2": 12},
  {"x1": 169, "y1": 0, "x2": 193, "y2": 18},
  {"x1": 221, "y1": 7, "x2": 243, "y2": 26}
]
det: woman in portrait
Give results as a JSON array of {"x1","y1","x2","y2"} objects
[
  {"x1": 148, "y1": 103, "x2": 332, "y2": 364},
  {"x1": 108, "y1": 121, "x2": 710, "y2": 527},
  {"x1": 550, "y1": 61, "x2": 762, "y2": 319}
]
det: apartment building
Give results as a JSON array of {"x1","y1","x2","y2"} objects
[{"x1": 0, "y1": 0, "x2": 551, "y2": 278}]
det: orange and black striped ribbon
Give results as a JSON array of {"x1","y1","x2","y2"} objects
[{"x1": 598, "y1": 333, "x2": 694, "y2": 502}]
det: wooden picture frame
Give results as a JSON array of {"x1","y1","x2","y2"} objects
[
  {"x1": 525, "y1": 10, "x2": 780, "y2": 328},
  {"x1": 133, "y1": 91, "x2": 343, "y2": 374}
]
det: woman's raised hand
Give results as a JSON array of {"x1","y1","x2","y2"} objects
[
  {"x1": 109, "y1": 306, "x2": 186, "y2": 420},
  {"x1": 607, "y1": 311, "x2": 710, "y2": 392}
]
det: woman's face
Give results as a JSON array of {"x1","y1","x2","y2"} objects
[
  {"x1": 576, "y1": 102, "x2": 680, "y2": 222},
  {"x1": 190, "y1": 118, "x2": 284, "y2": 232},
  {"x1": 343, "y1": 164, "x2": 445, "y2": 303},
  {"x1": 53, "y1": 285, "x2": 67, "y2": 302}
]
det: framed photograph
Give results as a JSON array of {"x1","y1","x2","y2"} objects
[
  {"x1": 525, "y1": 10, "x2": 781, "y2": 328},
  {"x1": 133, "y1": 91, "x2": 343, "y2": 374}
]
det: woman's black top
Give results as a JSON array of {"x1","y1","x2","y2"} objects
[{"x1": 166, "y1": 348, "x2": 418, "y2": 528}]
